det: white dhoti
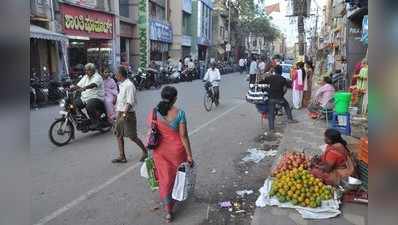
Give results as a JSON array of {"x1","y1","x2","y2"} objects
[{"x1": 292, "y1": 89, "x2": 303, "y2": 109}]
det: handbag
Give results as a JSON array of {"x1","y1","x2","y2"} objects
[{"x1": 146, "y1": 108, "x2": 160, "y2": 149}]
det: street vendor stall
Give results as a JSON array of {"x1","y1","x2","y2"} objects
[{"x1": 255, "y1": 129, "x2": 367, "y2": 219}]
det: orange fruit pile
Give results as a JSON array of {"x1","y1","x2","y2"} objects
[{"x1": 269, "y1": 166, "x2": 333, "y2": 208}]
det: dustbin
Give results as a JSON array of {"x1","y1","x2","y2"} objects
[{"x1": 334, "y1": 91, "x2": 352, "y2": 114}]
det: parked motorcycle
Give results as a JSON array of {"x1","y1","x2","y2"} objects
[
  {"x1": 48, "y1": 80, "x2": 65, "y2": 104},
  {"x1": 48, "y1": 89, "x2": 112, "y2": 146},
  {"x1": 30, "y1": 74, "x2": 48, "y2": 108},
  {"x1": 131, "y1": 68, "x2": 161, "y2": 90},
  {"x1": 168, "y1": 65, "x2": 181, "y2": 83},
  {"x1": 181, "y1": 67, "x2": 195, "y2": 82}
]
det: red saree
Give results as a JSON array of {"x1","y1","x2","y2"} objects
[
  {"x1": 311, "y1": 143, "x2": 354, "y2": 185},
  {"x1": 147, "y1": 110, "x2": 188, "y2": 213}
]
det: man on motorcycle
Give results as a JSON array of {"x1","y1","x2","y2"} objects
[
  {"x1": 203, "y1": 63, "x2": 221, "y2": 105},
  {"x1": 261, "y1": 65, "x2": 298, "y2": 131},
  {"x1": 73, "y1": 63, "x2": 106, "y2": 129}
]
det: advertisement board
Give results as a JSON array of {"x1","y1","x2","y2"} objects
[{"x1": 149, "y1": 19, "x2": 173, "y2": 43}]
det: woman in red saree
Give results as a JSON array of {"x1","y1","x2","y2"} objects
[
  {"x1": 310, "y1": 129, "x2": 355, "y2": 185},
  {"x1": 147, "y1": 86, "x2": 193, "y2": 223}
]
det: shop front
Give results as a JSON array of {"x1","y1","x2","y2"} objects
[
  {"x1": 59, "y1": 3, "x2": 114, "y2": 77},
  {"x1": 30, "y1": 25, "x2": 69, "y2": 80},
  {"x1": 149, "y1": 19, "x2": 173, "y2": 62}
]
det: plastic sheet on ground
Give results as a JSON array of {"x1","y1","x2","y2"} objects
[
  {"x1": 255, "y1": 178, "x2": 341, "y2": 219},
  {"x1": 242, "y1": 148, "x2": 267, "y2": 163},
  {"x1": 236, "y1": 189, "x2": 254, "y2": 197}
]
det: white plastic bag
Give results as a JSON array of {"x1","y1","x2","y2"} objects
[
  {"x1": 140, "y1": 162, "x2": 149, "y2": 179},
  {"x1": 172, "y1": 162, "x2": 196, "y2": 201}
]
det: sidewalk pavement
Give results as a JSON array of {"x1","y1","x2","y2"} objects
[{"x1": 250, "y1": 108, "x2": 368, "y2": 225}]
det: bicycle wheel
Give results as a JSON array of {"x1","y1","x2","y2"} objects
[{"x1": 203, "y1": 93, "x2": 213, "y2": 112}]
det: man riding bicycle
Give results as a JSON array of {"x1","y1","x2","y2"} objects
[{"x1": 203, "y1": 63, "x2": 221, "y2": 105}]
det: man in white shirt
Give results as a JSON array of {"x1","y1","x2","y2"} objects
[
  {"x1": 203, "y1": 63, "x2": 221, "y2": 105},
  {"x1": 187, "y1": 59, "x2": 195, "y2": 70},
  {"x1": 113, "y1": 66, "x2": 147, "y2": 163},
  {"x1": 74, "y1": 63, "x2": 106, "y2": 129},
  {"x1": 249, "y1": 57, "x2": 258, "y2": 84},
  {"x1": 239, "y1": 58, "x2": 245, "y2": 73},
  {"x1": 184, "y1": 56, "x2": 191, "y2": 67},
  {"x1": 258, "y1": 59, "x2": 266, "y2": 74}
]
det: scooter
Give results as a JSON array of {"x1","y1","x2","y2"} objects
[{"x1": 48, "y1": 88, "x2": 112, "y2": 146}]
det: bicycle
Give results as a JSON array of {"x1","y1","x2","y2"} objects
[{"x1": 203, "y1": 81, "x2": 218, "y2": 112}]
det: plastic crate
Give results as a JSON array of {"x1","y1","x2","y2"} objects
[{"x1": 357, "y1": 160, "x2": 368, "y2": 189}]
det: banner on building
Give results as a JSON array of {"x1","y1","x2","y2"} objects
[
  {"x1": 138, "y1": 0, "x2": 149, "y2": 68},
  {"x1": 149, "y1": 19, "x2": 173, "y2": 43}
]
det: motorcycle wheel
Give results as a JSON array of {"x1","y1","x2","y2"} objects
[{"x1": 49, "y1": 118, "x2": 74, "y2": 146}]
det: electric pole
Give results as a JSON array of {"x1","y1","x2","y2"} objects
[
  {"x1": 312, "y1": 7, "x2": 319, "y2": 60},
  {"x1": 228, "y1": 0, "x2": 231, "y2": 62}
]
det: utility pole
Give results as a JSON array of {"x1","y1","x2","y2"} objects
[
  {"x1": 228, "y1": 0, "x2": 231, "y2": 62},
  {"x1": 312, "y1": 7, "x2": 319, "y2": 60}
]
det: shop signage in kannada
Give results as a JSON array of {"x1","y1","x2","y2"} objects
[
  {"x1": 60, "y1": 3, "x2": 114, "y2": 39},
  {"x1": 149, "y1": 19, "x2": 173, "y2": 43}
]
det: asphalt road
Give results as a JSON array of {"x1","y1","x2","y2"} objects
[{"x1": 31, "y1": 72, "x2": 268, "y2": 225}]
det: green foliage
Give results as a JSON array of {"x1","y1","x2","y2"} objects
[{"x1": 229, "y1": 0, "x2": 279, "y2": 43}]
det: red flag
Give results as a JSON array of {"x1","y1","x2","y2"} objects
[{"x1": 265, "y1": 3, "x2": 280, "y2": 15}]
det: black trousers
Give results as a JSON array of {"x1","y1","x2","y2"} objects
[
  {"x1": 75, "y1": 98, "x2": 106, "y2": 124},
  {"x1": 249, "y1": 74, "x2": 256, "y2": 84},
  {"x1": 213, "y1": 86, "x2": 220, "y2": 104},
  {"x1": 240, "y1": 66, "x2": 245, "y2": 73},
  {"x1": 268, "y1": 98, "x2": 293, "y2": 130}
]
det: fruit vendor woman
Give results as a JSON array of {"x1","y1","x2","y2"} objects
[{"x1": 310, "y1": 129, "x2": 355, "y2": 185}]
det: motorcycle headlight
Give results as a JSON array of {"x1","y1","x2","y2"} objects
[{"x1": 59, "y1": 99, "x2": 65, "y2": 108}]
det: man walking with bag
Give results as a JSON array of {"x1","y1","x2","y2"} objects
[{"x1": 112, "y1": 66, "x2": 147, "y2": 163}]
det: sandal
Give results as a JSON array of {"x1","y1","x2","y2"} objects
[
  {"x1": 111, "y1": 158, "x2": 127, "y2": 163},
  {"x1": 165, "y1": 213, "x2": 173, "y2": 223}
]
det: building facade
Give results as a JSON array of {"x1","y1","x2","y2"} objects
[
  {"x1": 169, "y1": 0, "x2": 193, "y2": 60},
  {"x1": 210, "y1": 0, "x2": 229, "y2": 61},
  {"x1": 54, "y1": 0, "x2": 116, "y2": 77},
  {"x1": 30, "y1": 0, "x2": 69, "y2": 80},
  {"x1": 118, "y1": 0, "x2": 139, "y2": 67},
  {"x1": 192, "y1": 0, "x2": 213, "y2": 61},
  {"x1": 148, "y1": 0, "x2": 173, "y2": 61}
]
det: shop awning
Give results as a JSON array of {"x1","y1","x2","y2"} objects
[{"x1": 30, "y1": 25, "x2": 68, "y2": 42}]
